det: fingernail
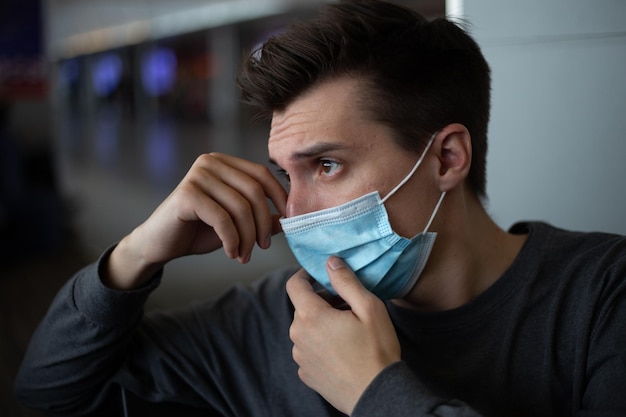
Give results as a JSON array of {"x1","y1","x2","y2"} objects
[
  {"x1": 264, "y1": 233, "x2": 272, "y2": 248},
  {"x1": 328, "y1": 256, "x2": 345, "y2": 271}
]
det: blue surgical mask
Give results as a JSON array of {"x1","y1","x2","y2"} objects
[{"x1": 279, "y1": 133, "x2": 445, "y2": 299}]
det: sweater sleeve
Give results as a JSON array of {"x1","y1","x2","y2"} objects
[
  {"x1": 13, "y1": 245, "x2": 161, "y2": 416},
  {"x1": 351, "y1": 361, "x2": 484, "y2": 417}
]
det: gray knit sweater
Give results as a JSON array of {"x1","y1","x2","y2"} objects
[{"x1": 14, "y1": 222, "x2": 626, "y2": 417}]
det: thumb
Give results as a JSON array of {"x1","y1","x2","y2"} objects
[{"x1": 326, "y1": 256, "x2": 374, "y2": 310}]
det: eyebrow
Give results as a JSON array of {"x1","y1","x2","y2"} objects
[{"x1": 268, "y1": 142, "x2": 350, "y2": 166}]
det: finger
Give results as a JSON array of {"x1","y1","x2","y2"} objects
[
  {"x1": 286, "y1": 269, "x2": 329, "y2": 311},
  {"x1": 186, "y1": 170, "x2": 258, "y2": 262},
  {"x1": 216, "y1": 171, "x2": 272, "y2": 254},
  {"x1": 326, "y1": 256, "x2": 376, "y2": 314},
  {"x1": 209, "y1": 153, "x2": 288, "y2": 216},
  {"x1": 205, "y1": 153, "x2": 286, "y2": 251},
  {"x1": 190, "y1": 155, "x2": 273, "y2": 259},
  {"x1": 182, "y1": 183, "x2": 242, "y2": 260}
]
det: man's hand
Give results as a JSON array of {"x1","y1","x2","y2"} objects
[
  {"x1": 104, "y1": 153, "x2": 287, "y2": 290},
  {"x1": 286, "y1": 256, "x2": 401, "y2": 415}
]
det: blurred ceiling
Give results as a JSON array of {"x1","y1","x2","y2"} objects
[{"x1": 45, "y1": 0, "x2": 445, "y2": 59}]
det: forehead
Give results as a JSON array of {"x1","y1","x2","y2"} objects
[{"x1": 268, "y1": 77, "x2": 371, "y2": 157}]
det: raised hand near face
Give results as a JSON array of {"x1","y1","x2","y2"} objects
[{"x1": 104, "y1": 152, "x2": 288, "y2": 290}]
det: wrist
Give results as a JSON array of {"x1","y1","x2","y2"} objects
[{"x1": 103, "y1": 232, "x2": 164, "y2": 290}]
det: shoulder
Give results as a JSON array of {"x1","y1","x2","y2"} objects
[
  {"x1": 511, "y1": 221, "x2": 626, "y2": 313},
  {"x1": 511, "y1": 221, "x2": 626, "y2": 264}
]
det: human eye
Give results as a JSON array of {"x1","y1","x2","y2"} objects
[{"x1": 319, "y1": 159, "x2": 341, "y2": 176}]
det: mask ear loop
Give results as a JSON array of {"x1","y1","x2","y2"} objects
[
  {"x1": 381, "y1": 131, "x2": 438, "y2": 204},
  {"x1": 422, "y1": 191, "x2": 446, "y2": 233}
]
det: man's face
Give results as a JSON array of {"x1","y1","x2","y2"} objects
[{"x1": 268, "y1": 76, "x2": 433, "y2": 238}]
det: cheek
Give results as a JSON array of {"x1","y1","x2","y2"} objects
[
  {"x1": 286, "y1": 183, "x2": 361, "y2": 217},
  {"x1": 286, "y1": 165, "x2": 396, "y2": 218},
  {"x1": 384, "y1": 186, "x2": 436, "y2": 238},
  {"x1": 384, "y1": 201, "x2": 414, "y2": 238}
]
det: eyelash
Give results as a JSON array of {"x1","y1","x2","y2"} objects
[{"x1": 276, "y1": 168, "x2": 290, "y2": 183}]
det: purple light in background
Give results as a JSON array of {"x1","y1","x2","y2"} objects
[
  {"x1": 92, "y1": 53, "x2": 123, "y2": 97},
  {"x1": 141, "y1": 47, "x2": 177, "y2": 97}
]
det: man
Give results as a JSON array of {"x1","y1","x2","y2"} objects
[{"x1": 15, "y1": 1, "x2": 626, "y2": 416}]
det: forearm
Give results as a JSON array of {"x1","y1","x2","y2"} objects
[
  {"x1": 352, "y1": 362, "x2": 484, "y2": 417},
  {"x1": 14, "y1": 246, "x2": 161, "y2": 415}
]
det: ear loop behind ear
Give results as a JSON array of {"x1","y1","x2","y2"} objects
[
  {"x1": 381, "y1": 131, "x2": 438, "y2": 204},
  {"x1": 379, "y1": 131, "x2": 446, "y2": 234}
]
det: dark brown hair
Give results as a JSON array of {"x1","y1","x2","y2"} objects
[{"x1": 237, "y1": 0, "x2": 491, "y2": 198}]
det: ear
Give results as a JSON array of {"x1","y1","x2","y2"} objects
[{"x1": 432, "y1": 123, "x2": 472, "y2": 192}]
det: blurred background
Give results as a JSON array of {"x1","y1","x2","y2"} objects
[{"x1": 1, "y1": 0, "x2": 625, "y2": 415}]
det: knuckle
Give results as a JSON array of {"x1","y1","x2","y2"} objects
[
  {"x1": 229, "y1": 194, "x2": 253, "y2": 221},
  {"x1": 174, "y1": 180, "x2": 195, "y2": 197},
  {"x1": 193, "y1": 152, "x2": 225, "y2": 172},
  {"x1": 285, "y1": 272, "x2": 303, "y2": 294},
  {"x1": 255, "y1": 164, "x2": 273, "y2": 180},
  {"x1": 297, "y1": 307, "x2": 317, "y2": 323},
  {"x1": 246, "y1": 181, "x2": 266, "y2": 201},
  {"x1": 206, "y1": 151, "x2": 223, "y2": 159},
  {"x1": 291, "y1": 343, "x2": 300, "y2": 360},
  {"x1": 285, "y1": 277, "x2": 296, "y2": 294},
  {"x1": 196, "y1": 152, "x2": 216, "y2": 166},
  {"x1": 288, "y1": 325, "x2": 297, "y2": 342}
]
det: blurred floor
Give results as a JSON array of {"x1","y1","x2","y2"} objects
[{"x1": 0, "y1": 240, "x2": 88, "y2": 417}]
